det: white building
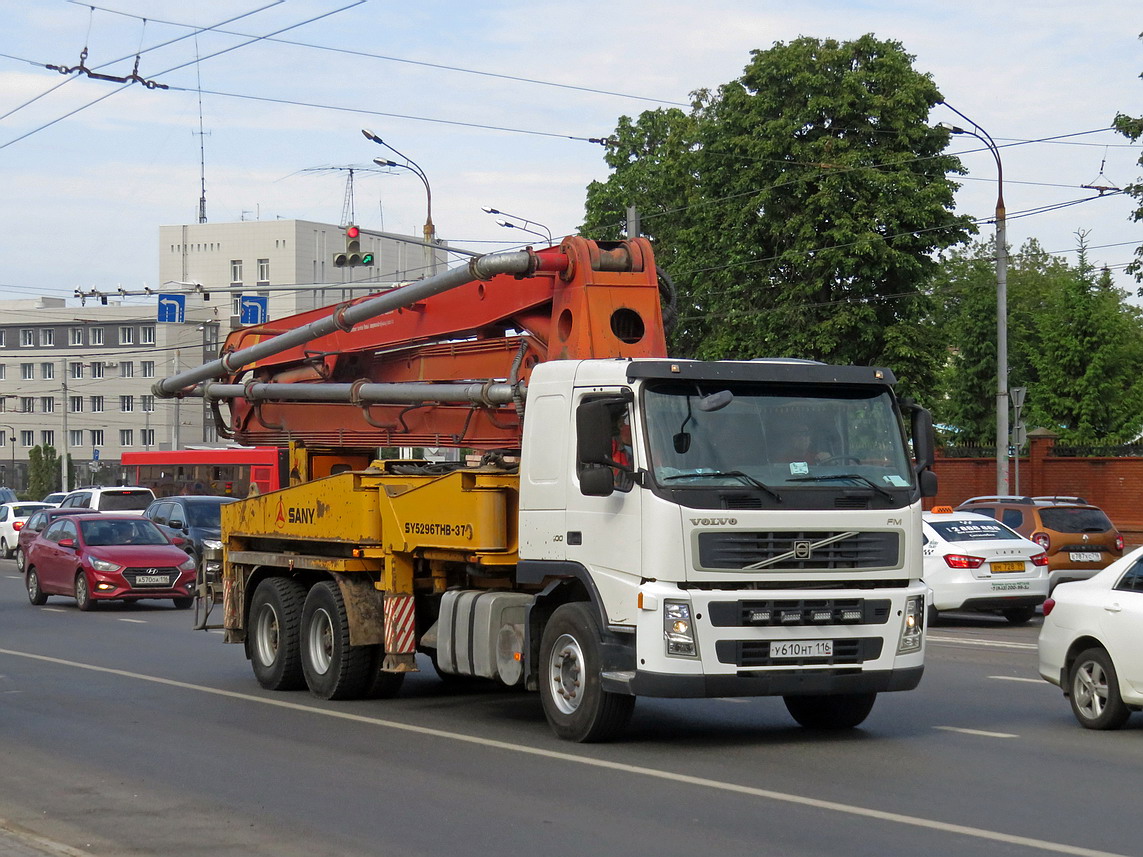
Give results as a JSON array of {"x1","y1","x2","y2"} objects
[{"x1": 158, "y1": 219, "x2": 446, "y2": 321}]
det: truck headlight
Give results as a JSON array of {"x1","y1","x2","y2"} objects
[
  {"x1": 664, "y1": 600, "x2": 698, "y2": 657},
  {"x1": 897, "y1": 596, "x2": 924, "y2": 654}
]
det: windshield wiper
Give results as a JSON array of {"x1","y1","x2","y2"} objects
[
  {"x1": 786, "y1": 473, "x2": 895, "y2": 500},
  {"x1": 663, "y1": 470, "x2": 782, "y2": 502}
]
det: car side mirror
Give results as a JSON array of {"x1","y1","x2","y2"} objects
[
  {"x1": 169, "y1": 519, "x2": 185, "y2": 529},
  {"x1": 171, "y1": 536, "x2": 188, "y2": 547},
  {"x1": 58, "y1": 538, "x2": 76, "y2": 549}
]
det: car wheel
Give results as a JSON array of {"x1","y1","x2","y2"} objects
[
  {"x1": 1, "y1": 537, "x2": 11, "y2": 559},
  {"x1": 246, "y1": 577, "x2": 307, "y2": 691},
  {"x1": 1068, "y1": 647, "x2": 1131, "y2": 730},
  {"x1": 74, "y1": 571, "x2": 96, "y2": 611},
  {"x1": 15, "y1": 545, "x2": 26, "y2": 573},
  {"x1": 784, "y1": 692, "x2": 877, "y2": 730},
  {"x1": 1001, "y1": 606, "x2": 1037, "y2": 625},
  {"x1": 26, "y1": 567, "x2": 48, "y2": 606},
  {"x1": 172, "y1": 596, "x2": 194, "y2": 610},
  {"x1": 539, "y1": 602, "x2": 635, "y2": 742},
  {"x1": 926, "y1": 604, "x2": 939, "y2": 627}
]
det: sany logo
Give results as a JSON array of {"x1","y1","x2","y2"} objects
[{"x1": 275, "y1": 499, "x2": 286, "y2": 529}]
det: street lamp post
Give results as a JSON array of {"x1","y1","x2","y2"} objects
[
  {"x1": 481, "y1": 206, "x2": 553, "y2": 244},
  {"x1": 941, "y1": 105, "x2": 1008, "y2": 495},
  {"x1": 362, "y1": 129, "x2": 437, "y2": 276},
  {"x1": 0, "y1": 424, "x2": 15, "y2": 490}
]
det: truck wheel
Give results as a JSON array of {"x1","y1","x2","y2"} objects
[
  {"x1": 26, "y1": 567, "x2": 48, "y2": 606},
  {"x1": 247, "y1": 577, "x2": 306, "y2": 691},
  {"x1": 539, "y1": 602, "x2": 635, "y2": 742},
  {"x1": 300, "y1": 581, "x2": 376, "y2": 700},
  {"x1": 784, "y1": 692, "x2": 876, "y2": 730}
]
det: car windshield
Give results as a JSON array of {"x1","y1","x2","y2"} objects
[
  {"x1": 1038, "y1": 507, "x2": 1114, "y2": 533},
  {"x1": 81, "y1": 518, "x2": 168, "y2": 546},
  {"x1": 642, "y1": 381, "x2": 914, "y2": 489},
  {"x1": 12, "y1": 504, "x2": 47, "y2": 516},
  {"x1": 929, "y1": 520, "x2": 1024, "y2": 542},
  {"x1": 99, "y1": 491, "x2": 153, "y2": 511},
  {"x1": 185, "y1": 500, "x2": 234, "y2": 528}
]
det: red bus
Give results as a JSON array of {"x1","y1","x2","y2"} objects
[{"x1": 120, "y1": 447, "x2": 287, "y2": 499}]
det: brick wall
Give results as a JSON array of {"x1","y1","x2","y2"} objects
[{"x1": 928, "y1": 432, "x2": 1143, "y2": 546}]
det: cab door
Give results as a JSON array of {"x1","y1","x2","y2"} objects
[{"x1": 564, "y1": 394, "x2": 643, "y2": 625}]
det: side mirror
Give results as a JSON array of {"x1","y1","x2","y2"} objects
[
  {"x1": 168, "y1": 519, "x2": 185, "y2": 530},
  {"x1": 58, "y1": 538, "x2": 76, "y2": 549},
  {"x1": 579, "y1": 464, "x2": 615, "y2": 497},
  {"x1": 905, "y1": 403, "x2": 938, "y2": 498},
  {"x1": 171, "y1": 536, "x2": 188, "y2": 547}
]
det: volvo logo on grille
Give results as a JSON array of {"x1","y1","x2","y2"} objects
[{"x1": 793, "y1": 541, "x2": 813, "y2": 559}]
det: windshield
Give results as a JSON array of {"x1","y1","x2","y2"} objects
[
  {"x1": 81, "y1": 518, "x2": 168, "y2": 546},
  {"x1": 643, "y1": 382, "x2": 914, "y2": 490}
]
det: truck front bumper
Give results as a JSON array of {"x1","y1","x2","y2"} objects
[{"x1": 603, "y1": 665, "x2": 923, "y2": 698}]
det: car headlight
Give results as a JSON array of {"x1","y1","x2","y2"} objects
[
  {"x1": 90, "y1": 558, "x2": 122, "y2": 573},
  {"x1": 178, "y1": 555, "x2": 197, "y2": 571},
  {"x1": 664, "y1": 599, "x2": 698, "y2": 657}
]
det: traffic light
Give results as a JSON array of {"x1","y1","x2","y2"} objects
[{"x1": 333, "y1": 225, "x2": 375, "y2": 268}]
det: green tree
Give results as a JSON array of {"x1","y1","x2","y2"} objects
[
  {"x1": 1029, "y1": 235, "x2": 1143, "y2": 441},
  {"x1": 1113, "y1": 33, "x2": 1143, "y2": 286},
  {"x1": 933, "y1": 236, "x2": 1143, "y2": 443},
  {"x1": 582, "y1": 34, "x2": 973, "y2": 398},
  {"x1": 27, "y1": 444, "x2": 59, "y2": 499}
]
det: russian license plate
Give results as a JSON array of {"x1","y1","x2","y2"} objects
[
  {"x1": 134, "y1": 575, "x2": 171, "y2": 586},
  {"x1": 990, "y1": 561, "x2": 1025, "y2": 573},
  {"x1": 1069, "y1": 552, "x2": 1101, "y2": 563},
  {"x1": 770, "y1": 640, "x2": 833, "y2": 659}
]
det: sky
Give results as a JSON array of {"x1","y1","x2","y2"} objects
[{"x1": 1, "y1": 0, "x2": 1140, "y2": 306}]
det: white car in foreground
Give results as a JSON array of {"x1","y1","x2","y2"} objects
[
  {"x1": 1038, "y1": 548, "x2": 1143, "y2": 729},
  {"x1": 923, "y1": 508, "x2": 1049, "y2": 625}
]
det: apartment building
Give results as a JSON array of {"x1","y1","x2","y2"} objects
[{"x1": 0, "y1": 297, "x2": 216, "y2": 490}]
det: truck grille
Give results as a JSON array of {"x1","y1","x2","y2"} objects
[
  {"x1": 715, "y1": 637, "x2": 883, "y2": 668},
  {"x1": 708, "y1": 597, "x2": 892, "y2": 627},
  {"x1": 697, "y1": 530, "x2": 899, "y2": 570}
]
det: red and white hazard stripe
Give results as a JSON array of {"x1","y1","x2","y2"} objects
[{"x1": 384, "y1": 593, "x2": 416, "y2": 654}]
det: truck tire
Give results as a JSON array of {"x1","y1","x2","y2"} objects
[
  {"x1": 539, "y1": 602, "x2": 635, "y2": 742},
  {"x1": 300, "y1": 581, "x2": 377, "y2": 700},
  {"x1": 247, "y1": 577, "x2": 306, "y2": 691},
  {"x1": 783, "y1": 692, "x2": 876, "y2": 730}
]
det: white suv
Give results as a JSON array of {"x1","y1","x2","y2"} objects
[{"x1": 57, "y1": 486, "x2": 156, "y2": 512}]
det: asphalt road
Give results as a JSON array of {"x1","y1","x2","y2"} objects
[{"x1": 1, "y1": 559, "x2": 1138, "y2": 857}]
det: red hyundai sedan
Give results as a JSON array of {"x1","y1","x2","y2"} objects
[{"x1": 25, "y1": 514, "x2": 197, "y2": 610}]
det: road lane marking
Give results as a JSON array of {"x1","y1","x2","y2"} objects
[
  {"x1": 0, "y1": 646, "x2": 1129, "y2": 857},
  {"x1": 926, "y1": 634, "x2": 1037, "y2": 651},
  {"x1": 934, "y1": 726, "x2": 1018, "y2": 738},
  {"x1": 116, "y1": 618, "x2": 147, "y2": 624},
  {"x1": 990, "y1": 675, "x2": 1043, "y2": 684}
]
